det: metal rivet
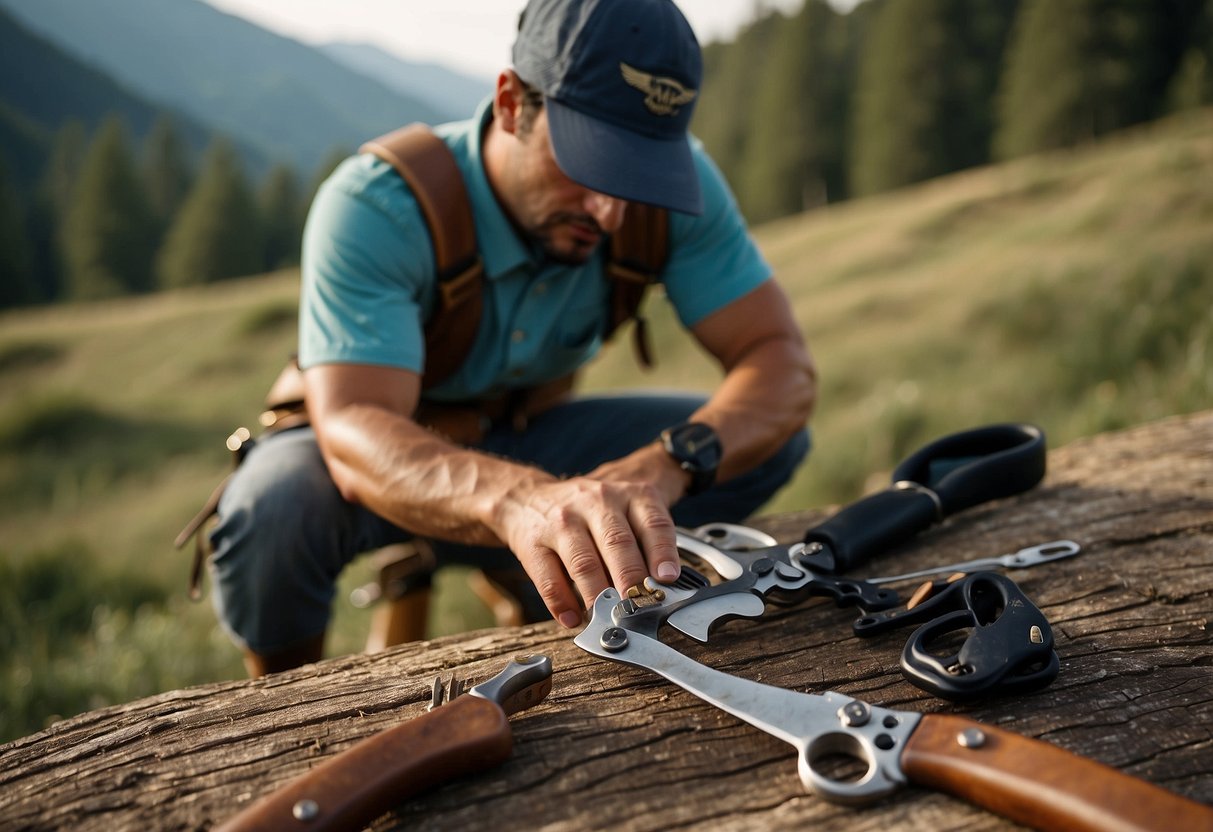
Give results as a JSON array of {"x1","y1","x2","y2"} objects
[
  {"x1": 775, "y1": 564, "x2": 802, "y2": 582},
  {"x1": 957, "y1": 728, "x2": 986, "y2": 748},
  {"x1": 838, "y1": 700, "x2": 871, "y2": 727},
  {"x1": 751, "y1": 558, "x2": 774, "y2": 576},
  {"x1": 600, "y1": 627, "x2": 629, "y2": 653},
  {"x1": 293, "y1": 799, "x2": 320, "y2": 821},
  {"x1": 1030, "y1": 625, "x2": 1044, "y2": 644}
]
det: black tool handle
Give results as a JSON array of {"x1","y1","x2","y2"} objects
[
  {"x1": 799, "y1": 424, "x2": 1047, "y2": 574},
  {"x1": 853, "y1": 572, "x2": 1058, "y2": 700}
]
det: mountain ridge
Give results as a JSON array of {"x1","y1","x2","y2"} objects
[
  {"x1": 319, "y1": 41, "x2": 492, "y2": 123},
  {"x1": 0, "y1": 0, "x2": 458, "y2": 173}
]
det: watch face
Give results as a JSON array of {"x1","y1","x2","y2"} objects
[
  {"x1": 668, "y1": 422, "x2": 721, "y2": 471},
  {"x1": 678, "y1": 423, "x2": 717, "y2": 457}
]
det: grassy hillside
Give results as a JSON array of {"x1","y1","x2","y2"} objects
[{"x1": 2, "y1": 108, "x2": 1210, "y2": 742}]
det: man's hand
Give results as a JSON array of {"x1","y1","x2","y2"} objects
[{"x1": 492, "y1": 449, "x2": 685, "y2": 628}]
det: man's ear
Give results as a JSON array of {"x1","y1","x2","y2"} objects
[{"x1": 493, "y1": 70, "x2": 524, "y2": 136}]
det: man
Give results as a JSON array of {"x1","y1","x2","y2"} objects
[{"x1": 209, "y1": 0, "x2": 817, "y2": 676}]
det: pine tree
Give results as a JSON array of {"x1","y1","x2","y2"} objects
[
  {"x1": 851, "y1": 0, "x2": 1019, "y2": 196},
  {"x1": 1166, "y1": 0, "x2": 1213, "y2": 110},
  {"x1": 61, "y1": 117, "x2": 157, "y2": 299},
  {"x1": 28, "y1": 120, "x2": 87, "y2": 302},
  {"x1": 142, "y1": 115, "x2": 194, "y2": 236},
  {"x1": 995, "y1": 0, "x2": 1201, "y2": 160},
  {"x1": 0, "y1": 161, "x2": 37, "y2": 308},
  {"x1": 156, "y1": 138, "x2": 263, "y2": 288},
  {"x1": 258, "y1": 163, "x2": 303, "y2": 270},
  {"x1": 694, "y1": 13, "x2": 787, "y2": 200},
  {"x1": 740, "y1": 0, "x2": 855, "y2": 222}
]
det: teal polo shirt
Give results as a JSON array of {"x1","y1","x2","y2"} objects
[{"x1": 299, "y1": 98, "x2": 772, "y2": 403}]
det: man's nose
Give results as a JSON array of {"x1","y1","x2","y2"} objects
[{"x1": 584, "y1": 192, "x2": 627, "y2": 233}]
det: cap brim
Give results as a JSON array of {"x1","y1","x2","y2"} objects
[{"x1": 545, "y1": 97, "x2": 703, "y2": 216}]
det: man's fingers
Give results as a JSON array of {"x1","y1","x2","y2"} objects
[
  {"x1": 586, "y1": 517, "x2": 650, "y2": 597},
  {"x1": 628, "y1": 497, "x2": 681, "y2": 583},
  {"x1": 505, "y1": 478, "x2": 680, "y2": 628},
  {"x1": 523, "y1": 545, "x2": 585, "y2": 629}
]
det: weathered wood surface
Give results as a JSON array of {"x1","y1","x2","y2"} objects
[{"x1": 2, "y1": 412, "x2": 1211, "y2": 831}]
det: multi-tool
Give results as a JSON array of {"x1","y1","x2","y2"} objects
[
  {"x1": 676, "y1": 522, "x2": 1078, "y2": 698},
  {"x1": 575, "y1": 588, "x2": 1212, "y2": 831}
]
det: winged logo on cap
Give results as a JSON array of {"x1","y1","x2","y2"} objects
[{"x1": 620, "y1": 63, "x2": 697, "y2": 116}]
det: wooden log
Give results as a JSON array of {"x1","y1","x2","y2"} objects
[{"x1": 2, "y1": 412, "x2": 1211, "y2": 831}]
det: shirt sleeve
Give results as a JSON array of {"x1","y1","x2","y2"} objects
[
  {"x1": 660, "y1": 141, "x2": 773, "y2": 328},
  {"x1": 298, "y1": 156, "x2": 436, "y2": 373}
]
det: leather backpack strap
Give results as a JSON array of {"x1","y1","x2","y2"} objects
[
  {"x1": 360, "y1": 124, "x2": 484, "y2": 389},
  {"x1": 604, "y1": 202, "x2": 669, "y2": 368}
]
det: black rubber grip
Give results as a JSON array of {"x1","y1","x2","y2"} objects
[{"x1": 800, "y1": 424, "x2": 1046, "y2": 574}]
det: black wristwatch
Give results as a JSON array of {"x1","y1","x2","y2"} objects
[{"x1": 660, "y1": 422, "x2": 722, "y2": 496}]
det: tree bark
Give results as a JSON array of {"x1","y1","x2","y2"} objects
[{"x1": 2, "y1": 412, "x2": 1211, "y2": 831}]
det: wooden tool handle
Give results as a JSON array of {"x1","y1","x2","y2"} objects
[
  {"x1": 902, "y1": 713, "x2": 1213, "y2": 832},
  {"x1": 216, "y1": 695, "x2": 513, "y2": 832}
]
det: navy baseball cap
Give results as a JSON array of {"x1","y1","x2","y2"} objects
[{"x1": 512, "y1": 0, "x2": 704, "y2": 215}]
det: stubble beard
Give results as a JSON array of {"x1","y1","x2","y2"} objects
[{"x1": 532, "y1": 211, "x2": 605, "y2": 265}]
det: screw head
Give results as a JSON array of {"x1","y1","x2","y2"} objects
[
  {"x1": 600, "y1": 627, "x2": 629, "y2": 653},
  {"x1": 775, "y1": 564, "x2": 803, "y2": 582},
  {"x1": 957, "y1": 728, "x2": 987, "y2": 748},
  {"x1": 292, "y1": 799, "x2": 320, "y2": 821},
  {"x1": 838, "y1": 700, "x2": 871, "y2": 727},
  {"x1": 750, "y1": 558, "x2": 775, "y2": 576}
]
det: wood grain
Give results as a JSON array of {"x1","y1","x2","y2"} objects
[{"x1": 1, "y1": 411, "x2": 1211, "y2": 831}]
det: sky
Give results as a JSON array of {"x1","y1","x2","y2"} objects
[{"x1": 199, "y1": 0, "x2": 843, "y2": 80}]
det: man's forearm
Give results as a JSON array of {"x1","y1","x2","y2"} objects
[
  {"x1": 689, "y1": 334, "x2": 816, "y2": 482},
  {"x1": 314, "y1": 403, "x2": 553, "y2": 546}
]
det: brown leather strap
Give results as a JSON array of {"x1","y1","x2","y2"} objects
[
  {"x1": 414, "y1": 372, "x2": 575, "y2": 443},
  {"x1": 360, "y1": 124, "x2": 484, "y2": 390},
  {"x1": 605, "y1": 202, "x2": 669, "y2": 368}
]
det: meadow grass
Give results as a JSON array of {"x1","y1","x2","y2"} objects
[{"x1": 1, "y1": 109, "x2": 1210, "y2": 743}]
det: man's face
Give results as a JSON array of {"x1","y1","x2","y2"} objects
[{"x1": 502, "y1": 108, "x2": 627, "y2": 264}]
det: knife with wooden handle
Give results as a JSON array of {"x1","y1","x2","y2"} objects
[
  {"x1": 216, "y1": 655, "x2": 552, "y2": 832},
  {"x1": 902, "y1": 713, "x2": 1212, "y2": 832},
  {"x1": 577, "y1": 588, "x2": 1213, "y2": 832}
]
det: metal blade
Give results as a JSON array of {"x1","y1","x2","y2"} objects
[
  {"x1": 867, "y1": 540, "x2": 1081, "y2": 585},
  {"x1": 666, "y1": 592, "x2": 766, "y2": 642}
]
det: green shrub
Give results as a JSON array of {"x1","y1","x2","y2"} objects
[{"x1": 0, "y1": 341, "x2": 64, "y2": 375}]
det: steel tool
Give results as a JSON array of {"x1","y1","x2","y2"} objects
[
  {"x1": 686, "y1": 523, "x2": 1080, "y2": 585},
  {"x1": 865, "y1": 539, "x2": 1081, "y2": 585},
  {"x1": 575, "y1": 589, "x2": 1213, "y2": 832},
  {"x1": 652, "y1": 422, "x2": 1053, "y2": 644},
  {"x1": 681, "y1": 524, "x2": 1077, "y2": 698},
  {"x1": 659, "y1": 528, "x2": 899, "y2": 642},
  {"x1": 216, "y1": 655, "x2": 553, "y2": 832}
]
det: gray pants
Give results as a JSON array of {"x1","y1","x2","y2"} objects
[{"x1": 209, "y1": 394, "x2": 810, "y2": 653}]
